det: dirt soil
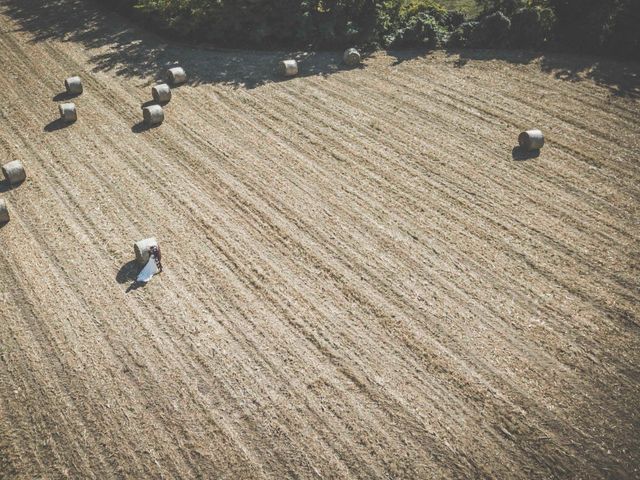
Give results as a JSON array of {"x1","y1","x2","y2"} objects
[{"x1": 0, "y1": 1, "x2": 639, "y2": 479}]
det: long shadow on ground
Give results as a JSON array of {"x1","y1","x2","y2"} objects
[
  {"x1": 52, "y1": 91, "x2": 81, "y2": 102},
  {"x1": 445, "y1": 48, "x2": 640, "y2": 98},
  {"x1": 116, "y1": 259, "x2": 148, "y2": 292},
  {"x1": 44, "y1": 118, "x2": 72, "y2": 132},
  {"x1": 511, "y1": 146, "x2": 541, "y2": 161},
  {"x1": 1, "y1": 0, "x2": 638, "y2": 96},
  {"x1": 116, "y1": 260, "x2": 139, "y2": 284},
  {"x1": 0, "y1": 179, "x2": 22, "y2": 193},
  {"x1": 0, "y1": 0, "x2": 364, "y2": 89}
]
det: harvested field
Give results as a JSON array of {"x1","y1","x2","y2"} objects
[{"x1": 0, "y1": 1, "x2": 639, "y2": 479}]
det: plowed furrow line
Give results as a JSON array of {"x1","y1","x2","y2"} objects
[
  {"x1": 43, "y1": 74, "x2": 436, "y2": 476},
  {"x1": 204, "y1": 87, "x2": 640, "y2": 442},
  {"x1": 298, "y1": 71, "x2": 636, "y2": 262},
  {"x1": 343, "y1": 64, "x2": 640, "y2": 216},
  {"x1": 286, "y1": 76, "x2": 640, "y2": 258},
  {"x1": 0, "y1": 39, "x2": 278, "y2": 478},
  {"x1": 0, "y1": 147, "x2": 161, "y2": 478},
  {"x1": 94, "y1": 77, "x2": 476, "y2": 394},
  {"x1": 337, "y1": 67, "x2": 640, "y2": 222},
  {"x1": 169, "y1": 88, "x2": 564, "y2": 374},
  {"x1": 124, "y1": 135, "x2": 470, "y2": 476},
  {"x1": 428, "y1": 52, "x2": 640, "y2": 120},
  {"x1": 172, "y1": 82, "x2": 636, "y2": 402},
  {"x1": 145, "y1": 118, "x2": 600, "y2": 478},
  {"x1": 463, "y1": 59, "x2": 640, "y2": 124},
  {"x1": 286, "y1": 77, "x2": 640, "y2": 302},
  {"x1": 127, "y1": 97, "x2": 584, "y2": 476},
  {"x1": 216, "y1": 84, "x2": 640, "y2": 346},
  {"x1": 392, "y1": 67, "x2": 640, "y2": 176},
  {"x1": 195, "y1": 170, "x2": 640, "y2": 472},
  {"x1": 0, "y1": 153, "x2": 204, "y2": 478},
  {"x1": 429, "y1": 78, "x2": 639, "y2": 166},
  {"x1": 0, "y1": 223, "x2": 123, "y2": 476},
  {"x1": 18, "y1": 77, "x2": 384, "y2": 478},
  {"x1": 398, "y1": 61, "x2": 640, "y2": 146},
  {"x1": 22, "y1": 50, "x2": 424, "y2": 474},
  {"x1": 427, "y1": 82, "x2": 640, "y2": 185}
]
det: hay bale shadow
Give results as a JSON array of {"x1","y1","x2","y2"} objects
[
  {"x1": 131, "y1": 121, "x2": 160, "y2": 133},
  {"x1": 116, "y1": 260, "x2": 139, "y2": 284},
  {"x1": 52, "y1": 91, "x2": 80, "y2": 101},
  {"x1": 117, "y1": 260, "x2": 150, "y2": 292},
  {"x1": 0, "y1": 179, "x2": 21, "y2": 193},
  {"x1": 512, "y1": 146, "x2": 540, "y2": 161},
  {"x1": 44, "y1": 118, "x2": 72, "y2": 132}
]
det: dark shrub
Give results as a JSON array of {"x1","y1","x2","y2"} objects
[
  {"x1": 545, "y1": 0, "x2": 612, "y2": 53},
  {"x1": 469, "y1": 11, "x2": 511, "y2": 48},
  {"x1": 605, "y1": 0, "x2": 640, "y2": 61},
  {"x1": 446, "y1": 11, "x2": 466, "y2": 29},
  {"x1": 100, "y1": 0, "x2": 640, "y2": 61},
  {"x1": 131, "y1": 0, "x2": 461, "y2": 50},
  {"x1": 390, "y1": 12, "x2": 448, "y2": 48},
  {"x1": 509, "y1": 6, "x2": 555, "y2": 48},
  {"x1": 542, "y1": 0, "x2": 639, "y2": 59},
  {"x1": 447, "y1": 21, "x2": 478, "y2": 48}
]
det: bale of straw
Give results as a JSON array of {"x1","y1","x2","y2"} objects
[
  {"x1": 64, "y1": 76, "x2": 83, "y2": 95},
  {"x1": 166, "y1": 67, "x2": 187, "y2": 86},
  {"x1": 59, "y1": 103, "x2": 77, "y2": 123},
  {"x1": 343, "y1": 48, "x2": 361, "y2": 66},
  {"x1": 134, "y1": 237, "x2": 158, "y2": 265},
  {"x1": 0, "y1": 199, "x2": 8, "y2": 223},
  {"x1": 152, "y1": 83, "x2": 172, "y2": 103},
  {"x1": 2, "y1": 160, "x2": 26, "y2": 185},
  {"x1": 518, "y1": 129, "x2": 545, "y2": 151},
  {"x1": 279, "y1": 59, "x2": 298, "y2": 77},
  {"x1": 143, "y1": 104, "x2": 164, "y2": 126}
]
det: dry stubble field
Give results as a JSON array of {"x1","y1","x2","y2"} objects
[{"x1": 0, "y1": 0, "x2": 639, "y2": 478}]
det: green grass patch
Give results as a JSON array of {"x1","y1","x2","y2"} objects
[{"x1": 438, "y1": 0, "x2": 480, "y2": 17}]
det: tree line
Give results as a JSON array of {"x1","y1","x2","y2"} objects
[{"x1": 101, "y1": 0, "x2": 640, "y2": 60}]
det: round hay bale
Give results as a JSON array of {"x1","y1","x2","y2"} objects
[
  {"x1": 134, "y1": 237, "x2": 158, "y2": 265},
  {"x1": 143, "y1": 104, "x2": 164, "y2": 126},
  {"x1": 152, "y1": 83, "x2": 172, "y2": 103},
  {"x1": 166, "y1": 67, "x2": 187, "y2": 86},
  {"x1": 518, "y1": 129, "x2": 545, "y2": 151},
  {"x1": 59, "y1": 102, "x2": 77, "y2": 123},
  {"x1": 2, "y1": 160, "x2": 26, "y2": 185},
  {"x1": 0, "y1": 199, "x2": 8, "y2": 223},
  {"x1": 279, "y1": 59, "x2": 298, "y2": 77},
  {"x1": 343, "y1": 48, "x2": 361, "y2": 66},
  {"x1": 64, "y1": 76, "x2": 83, "y2": 95}
]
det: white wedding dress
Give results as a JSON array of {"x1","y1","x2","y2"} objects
[{"x1": 136, "y1": 255, "x2": 160, "y2": 283}]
